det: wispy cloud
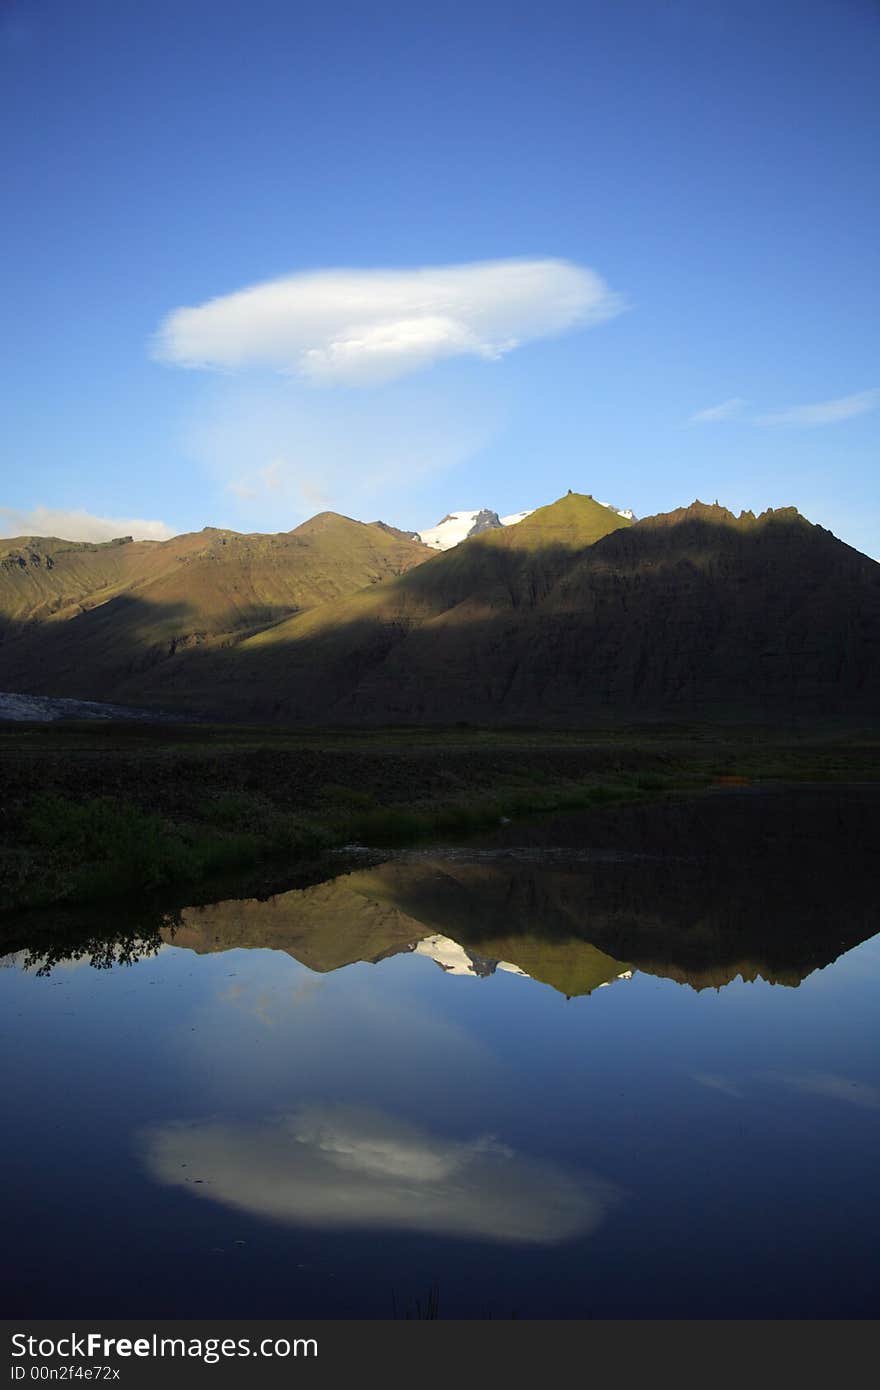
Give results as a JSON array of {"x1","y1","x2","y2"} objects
[
  {"x1": 154, "y1": 258, "x2": 625, "y2": 386},
  {"x1": 689, "y1": 389, "x2": 879, "y2": 428},
  {"x1": 187, "y1": 376, "x2": 501, "y2": 525},
  {"x1": 689, "y1": 397, "x2": 747, "y2": 424},
  {"x1": 144, "y1": 1104, "x2": 621, "y2": 1245},
  {"x1": 692, "y1": 1071, "x2": 744, "y2": 1098},
  {"x1": 766, "y1": 1070, "x2": 880, "y2": 1110},
  {"x1": 227, "y1": 458, "x2": 286, "y2": 501},
  {"x1": 754, "y1": 388, "x2": 880, "y2": 427},
  {"x1": 0, "y1": 505, "x2": 174, "y2": 543}
]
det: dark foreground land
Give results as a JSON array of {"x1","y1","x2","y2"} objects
[{"x1": 2, "y1": 717, "x2": 879, "y2": 921}]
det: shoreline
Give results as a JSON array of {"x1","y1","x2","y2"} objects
[{"x1": 2, "y1": 721, "x2": 878, "y2": 916}]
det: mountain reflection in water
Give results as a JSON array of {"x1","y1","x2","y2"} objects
[
  {"x1": 161, "y1": 784, "x2": 878, "y2": 995},
  {"x1": 7, "y1": 785, "x2": 879, "y2": 992}
]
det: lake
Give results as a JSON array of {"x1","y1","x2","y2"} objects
[{"x1": 2, "y1": 784, "x2": 879, "y2": 1318}]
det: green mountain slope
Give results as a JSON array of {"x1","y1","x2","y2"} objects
[
  {"x1": 111, "y1": 491, "x2": 630, "y2": 713},
  {"x1": 0, "y1": 534, "x2": 167, "y2": 625},
  {"x1": 0, "y1": 514, "x2": 430, "y2": 700}
]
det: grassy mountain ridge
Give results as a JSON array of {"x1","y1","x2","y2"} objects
[
  {"x1": 0, "y1": 533, "x2": 165, "y2": 625},
  {"x1": 0, "y1": 514, "x2": 431, "y2": 700}
]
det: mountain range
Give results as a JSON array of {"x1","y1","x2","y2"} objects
[
  {"x1": 0, "y1": 511, "x2": 427, "y2": 705},
  {"x1": 1, "y1": 490, "x2": 878, "y2": 724}
]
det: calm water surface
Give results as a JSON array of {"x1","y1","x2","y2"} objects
[{"x1": 2, "y1": 786, "x2": 879, "y2": 1317}]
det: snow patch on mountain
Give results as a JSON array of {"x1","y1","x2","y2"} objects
[
  {"x1": 417, "y1": 499, "x2": 634, "y2": 550},
  {"x1": 417, "y1": 510, "x2": 502, "y2": 551},
  {"x1": 414, "y1": 934, "x2": 531, "y2": 981},
  {"x1": 597, "y1": 970, "x2": 634, "y2": 988},
  {"x1": 415, "y1": 934, "x2": 483, "y2": 975}
]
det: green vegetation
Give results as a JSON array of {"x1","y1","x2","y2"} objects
[
  {"x1": 1, "y1": 718, "x2": 878, "y2": 914},
  {"x1": 17, "y1": 794, "x2": 260, "y2": 906},
  {"x1": 321, "y1": 778, "x2": 649, "y2": 846},
  {"x1": 6, "y1": 784, "x2": 339, "y2": 909},
  {"x1": 2, "y1": 777, "x2": 665, "y2": 910}
]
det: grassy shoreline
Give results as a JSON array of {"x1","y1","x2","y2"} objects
[{"x1": 2, "y1": 720, "x2": 878, "y2": 914}]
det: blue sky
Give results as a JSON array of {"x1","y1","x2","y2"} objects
[{"x1": 2, "y1": 0, "x2": 878, "y2": 555}]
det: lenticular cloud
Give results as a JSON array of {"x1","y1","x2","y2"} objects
[{"x1": 153, "y1": 258, "x2": 624, "y2": 385}]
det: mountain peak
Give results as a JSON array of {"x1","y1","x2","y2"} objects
[
  {"x1": 416, "y1": 494, "x2": 634, "y2": 551},
  {"x1": 501, "y1": 491, "x2": 634, "y2": 548},
  {"x1": 639, "y1": 500, "x2": 811, "y2": 531},
  {"x1": 292, "y1": 510, "x2": 359, "y2": 531}
]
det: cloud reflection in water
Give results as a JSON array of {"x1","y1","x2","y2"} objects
[{"x1": 144, "y1": 1105, "x2": 619, "y2": 1245}]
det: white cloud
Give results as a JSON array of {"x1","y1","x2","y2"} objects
[
  {"x1": 0, "y1": 505, "x2": 174, "y2": 543},
  {"x1": 754, "y1": 388, "x2": 880, "y2": 427},
  {"x1": 689, "y1": 397, "x2": 746, "y2": 423},
  {"x1": 144, "y1": 1105, "x2": 620, "y2": 1245},
  {"x1": 154, "y1": 258, "x2": 625, "y2": 386}
]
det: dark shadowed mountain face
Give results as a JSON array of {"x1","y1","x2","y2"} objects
[{"x1": 2, "y1": 493, "x2": 879, "y2": 724}]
